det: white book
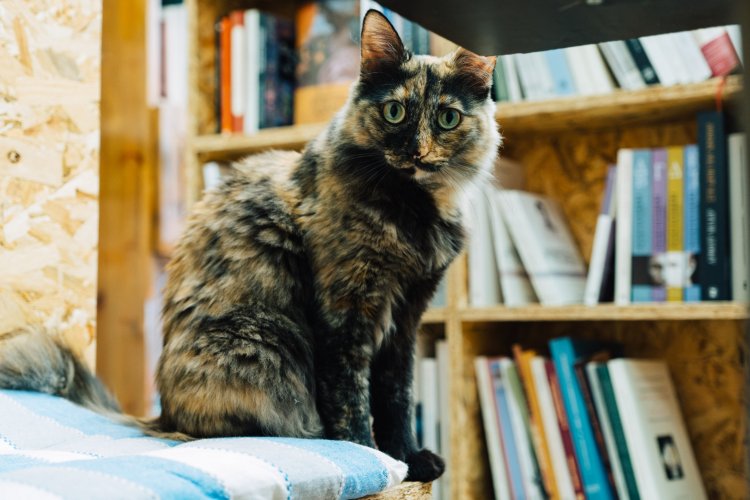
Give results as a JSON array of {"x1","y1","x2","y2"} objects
[
  {"x1": 475, "y1": 357, "x2": 512, "y2": 500},
  {"x1": 729, "y1": 133, "x2": 749, "y2": 301},
  {"x1": 419, "y1": 358, "x2": 439, "y2": 453},
  {"x1": 586, "y1": 362, "x2": 631, "y2": 500},
  {"x1": 599, "y1": 41, "x2": 646, "y2": 90},
  {"x1": 566, "y1": 45, "x2": 599, "y2": 96},
  {"x1": 671, "y1": 31, "x2": 712, "y2": 83},
  {"x1": 498, "y1": 191, "x2": 586, "y2": 305},
  {"x1": 230, "y1": 15, "x2": 246, "y2": 125},
  {"x1": 608, "y1": 359, "x2": 707, "y2": 500},
  {"x1": 243, "y1": 10, "x2": 261, "y2": 134},
  {"x1": 499, "y1": 359, "x2": 544, "y2": 500},
  {"x1": 581, "y1": 44, "x2": 615, "y2": 94},
  {"x1": 436, "y1": 340, "x2": 451, "y2": 500},
  {"x1": 162, "y1": 5, "x2": 188, "y2": 105},
  {"x1": 530, "y1": 357, "x2": 576, "y2": 500},
  {"x1": 727, "y1": 25, "x2": 743, "y2": 62},
  {"x1": 584, "y1": 166, "x2": 617, "y2": 305},
  {"x1": 640, "y1": 35, "x2": 681, "y2": 86},
  {"x1": 467, "y1": 187, "x2": 502, "y2": 306},
  {"x1": 486, "y1": 186, "x2": 537, "y2": 307},
  {"x1": 615, "y1": 150, "x2": 634, "y2": 305},
  {"x1": 515, "y1": 53, "x2": 556, "y2": 101},
  {"x1": 502, "y1": 56, "x2": 523, "y2": 102}
]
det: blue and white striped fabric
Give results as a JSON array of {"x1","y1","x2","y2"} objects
[{"x1": 0, "y1": 390, "x2": 407, "y2": 499}]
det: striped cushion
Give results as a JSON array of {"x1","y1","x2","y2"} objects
[{"x1": 0, "y1": 390, "x2": 407, "y2": 499}]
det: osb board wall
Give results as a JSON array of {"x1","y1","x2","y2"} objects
[{"x1": 0, "y1": 0, "x2": 101, "y2": 367}]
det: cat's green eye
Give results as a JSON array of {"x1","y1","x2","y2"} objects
[
  {"x1": 383, "y1": 101, "x2": 406, "y2": 124},
  {"x1": 437, "y1": 108, "x2": 462, "y2": 130}
]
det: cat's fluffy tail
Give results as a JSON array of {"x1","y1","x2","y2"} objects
[{"x1": 0, "y1": 327, "x2": 190, "y2": 441}]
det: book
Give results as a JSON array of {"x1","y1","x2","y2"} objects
[
  {"x1": 467, "y1": 186, "x2": 502, "y2": 306},
  {"x1": 295, "y1": 0, "x2": 360, "y2": 124},
  {"x1": 501, "y1": 55, "x2": 524, "y2": 102},
  {"x1": 419, "y1": 357, "x2": 440, "y2": 500},
  {"x1": 530, "y1": 356, "x2": 577, "y2": 500},
  {"x1": 486, "y1": 187, "x2": 537, "y2": 307},
  {"x1": 565, "y1": 46, "x2": 597, "y2": 96},
  {"x1": 500, "y1": 358, "x2": 545, "y2": 499},
  {"x1": 592, "y1": 363, "x2": 641, "y2": 500},
  {"x1": 515, "y1": 53, "x2": 556, "y2": 101},
  {"x1": 492, "y1": 60, "x2": 510, "y2": 102},
  {"x1": 671, "y1": 31, "x2": 712, "y2": 84},
  {"x1": 693, "y1": 27, "x2": 742, "y2": 77},
  {"x1": 243, "y1": 9, "x2": 260, "y2": 134},
  {"x1": 698, "y1": 111, "x2": 731, "y2": 300},
  {"x1": 581, "y1": 44, "x2": 615, "y2": 94},
  {"x1": 436, "y1": 340, "x2": 451, "y2": 500},
  {"x1": 651, "y1": 149, "x2": 668, "y2": 302},
  {"x1": 639, "y1": 34, "x2": 680, "y2": 86},
  {"x1": 726, "y1": 25, "x2": 743, "y2": 62},
  {"x1": 615, "y1": 149, "x2": 634, "y2": 305},
  {"x1": 729, "y1": 133, "x2": 749, "y2": 301},
  {"x1": 229, "y1": 10, "x2": 246, "y2": 133},
  {"x1": 585, "y1": 166, "x2": 617, "y2": 305},
  {"x1": 545, "y1": 359, "x2": 585, "y2": 499},
  {"x1": 665, "y1": 146, "x2": 684, "y2": 302},
  {"x1": 598, "y1": 41, "x2": 646, "y2": 91},
  {"x1": 623, "y1": 39, "x2": 660, "y2": 85},
  {"x1": 543, "y1": 49, "x2": 576, "y2": 96},
  {"x1": 498, "y1": 191, "x2": 587, "y2": 305},
  {"x1": 259, "y1": 13, "x2": 295, "y2": 129},
  {"x1": 512, "y1": 347, "x2": 555, "y2": 499},
  {"x1": 474, "y1": 357, "x2": 513, "y2": 499},
  {"x1": 608, "y1": 359, "x2": 707, "y2": 499},
  {"x1": 631, "y1": 149, "x2": 654, "y2": 303},
  {"x1": 219, "y1": 15, "x2": 232, "y2": 133},
  {"x1": 549, "y1": 337, "x2": 616, "y2": 500},
  {"x1": 683, "y1": 145, "x2": 701, "y2": 301}
]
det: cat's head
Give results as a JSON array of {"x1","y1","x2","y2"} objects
[{"x1": 339, "y1": 10, "x2": 500, "y2": 191}]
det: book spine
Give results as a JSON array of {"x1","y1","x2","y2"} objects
[
  {"x1": 651, "y1": 149, "x2": 668, "y2": 302},
  {"x1": 219, "y1": 15, "x2": 232, "y2": 133},
  {"x1": 549, "y1": 339, "x2": 615, "y2": 500},
  {"x1": 502, "y1": 56, "x2": 523, "y2": 102},
  {"x1": 595, "y1": 365, "x2": 641, "y2": 500},
  {"x1": 639, "y1": 35, "x2": 679, "y2": 86},
  {"x1": 490, "y1": 359, "x2": 526, "y2": 498},
  {"x1": 582, "y1": 44, "x2": 614, "y2": 94},
  {"x1": 624, "y1": 39, "x2": 660, "y2": 85},
  {"x1": 229, "y1": 10, "x2": 245, "y2": 133},
  {"x1": 545, "y1": 360, "x2": 586, "y2": 500},
  {"x1": 513, "y1": 348, "x2": 557, "y2": 498},
  {"x1": 565, "y1": 46, "x2": 596, "y2": 96},
  {"x1": 698, "y1": 111, "x2": 731, "y2": 300},
  {"x1": 729, "y1": 133, "x2": 749, "y2": 301},
  {"x1": 585, "y1": 166, "x2": 617, "y2": 305},
  {"x1": 276, "y1": 17, "x2": 296, "y2": 128},
  {"x1": 615, "y1": 149, "x2": 634, "y2": 305},
  {"x1": 683, "y1": 145, "x2": 701, "y2": 301},
  {"x1": 493, "y1": 59, "x2": 510, "y2": 102},
  {"x1": 599, "y1": 41, "x2": 645, "y2": 90},
  {"x1": 631, "y1": 149, "x2": 653, "y2": 303},
  {"x1": 666, "y1": 146, "x2": 684, "y2": 302},
  {"x1": 695, "y1": 28, "x2": 741, "y2": 77},
  {"x1": 671, "y1": 31, "x2": 712, "y2": 83},
  {"x1": 543, "y1": 49, "x2": 576, "y2": 96}
]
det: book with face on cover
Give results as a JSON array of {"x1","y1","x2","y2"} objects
[{"x1": 607, "y1": 359, "x2": 707, "y2": 500}]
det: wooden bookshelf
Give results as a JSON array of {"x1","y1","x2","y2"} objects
[{"x1": 183, "y1": 1, "x2": 749, "y2": 498}]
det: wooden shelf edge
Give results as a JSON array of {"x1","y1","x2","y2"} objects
[
  {"x1": 191, "y1": 77, "x2": 743, "y2": 160},
  {"x1": 459, "y1": 302, "x2": 749, "y2": 322},
  {"x1": 421, "y1": 308, "x2": 447, "y2": 324}
]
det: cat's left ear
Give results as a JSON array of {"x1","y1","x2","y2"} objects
[
  {"x1": 360, "y1": 10, "x2": 406, "y2": 79},
  {"x1": 451, "y1": 48, "x2": 497, "y2": 90}
]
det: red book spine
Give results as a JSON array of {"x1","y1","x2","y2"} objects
[
  {"x1": 700, "y1": 31, "x2": 741, "y2": 77},
  {"x1": 220, "y1": 15, "x2": 232, "y2": 134},
  {"x1": 545, "y1": 360, "x2": 586, "y2": 500}
]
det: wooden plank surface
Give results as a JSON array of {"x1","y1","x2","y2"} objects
[
  {"x1": 97, "y1": 0, "x2": 154, "y2": 415},
  {"x1": 362, "y1": 482, "x2": 431, "y2": 499}
]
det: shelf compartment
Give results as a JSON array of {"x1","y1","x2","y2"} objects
[{"x1": 459, "y1": 302, "x2": 749, "y2": 322}]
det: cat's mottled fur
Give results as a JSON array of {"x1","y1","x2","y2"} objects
[{"x1": 0, "y1": 11, "x2": 498, "y2": 482}]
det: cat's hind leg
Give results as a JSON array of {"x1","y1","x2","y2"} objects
[{"x1": 156, "y1": 305, "x2": 322, "y2": 439}]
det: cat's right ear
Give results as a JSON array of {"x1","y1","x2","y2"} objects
[{"x1": 360, "y1": 10, "x2": 406, "y2": 79}]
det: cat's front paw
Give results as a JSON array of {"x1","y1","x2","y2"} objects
[{"x1": 404, "y1": 449, "x2": 445, "y2": 482}]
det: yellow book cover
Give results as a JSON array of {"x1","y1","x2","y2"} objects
[
  {"x1": 513, "y1": 345, "x2": 559, "y2": 499},
  {"x1": 666, "y1": 146, "x2": 684, "y2": 302}
]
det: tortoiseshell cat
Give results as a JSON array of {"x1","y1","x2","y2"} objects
[{"x1": 0, "y1": 11, "x2": 498, "y2": 482}]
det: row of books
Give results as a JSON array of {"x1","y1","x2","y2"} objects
[
  {"x1": 467, "y1": 113, "x2": 748, "y2": 307},
  {"x1": 476, "y1": 338, "x2": 706, "y2": 500},
  {"x1": 592, "y1": 115, "x2": 748, "y2": 304},
  {"x1": 216, "y1": 1, "x2": 441, "y2": 133},
  {"x1": 494, "y1": 27, "x2": 743, "y2": 102}
]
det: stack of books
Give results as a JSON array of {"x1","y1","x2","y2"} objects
[
  {"x1": 493, "y1": 27, "x2": 743, "y2": 102},
  {"x1": 587, "y1": 113, "x2": 748, "y2": 305},
  {"x1": 216, "y1": 9, "x2": 296, "y2": 134},
  {"x1": 476, "y1": 338, "x2": 707, "y2": 500}
]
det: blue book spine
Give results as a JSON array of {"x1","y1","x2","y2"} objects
[
  {"x1": 543, "y1": 49, "x2": 576, "y2": 96},
  {"x1": 490, "y1": 360, "x2": 526, "y2": 500},
  {"x1": 631, "y1": 149, "x2": 653, "y2": 302},
  {"x1": 549, "y1": 338, "x2": 615, "y2": 500},
  {"x1": 683, "y1": 144, "x2": 701, "y2": 301}
]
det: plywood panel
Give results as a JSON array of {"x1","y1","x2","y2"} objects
[{"x1": 0, "y1": 0, "x2": 101, "y2": 365}]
